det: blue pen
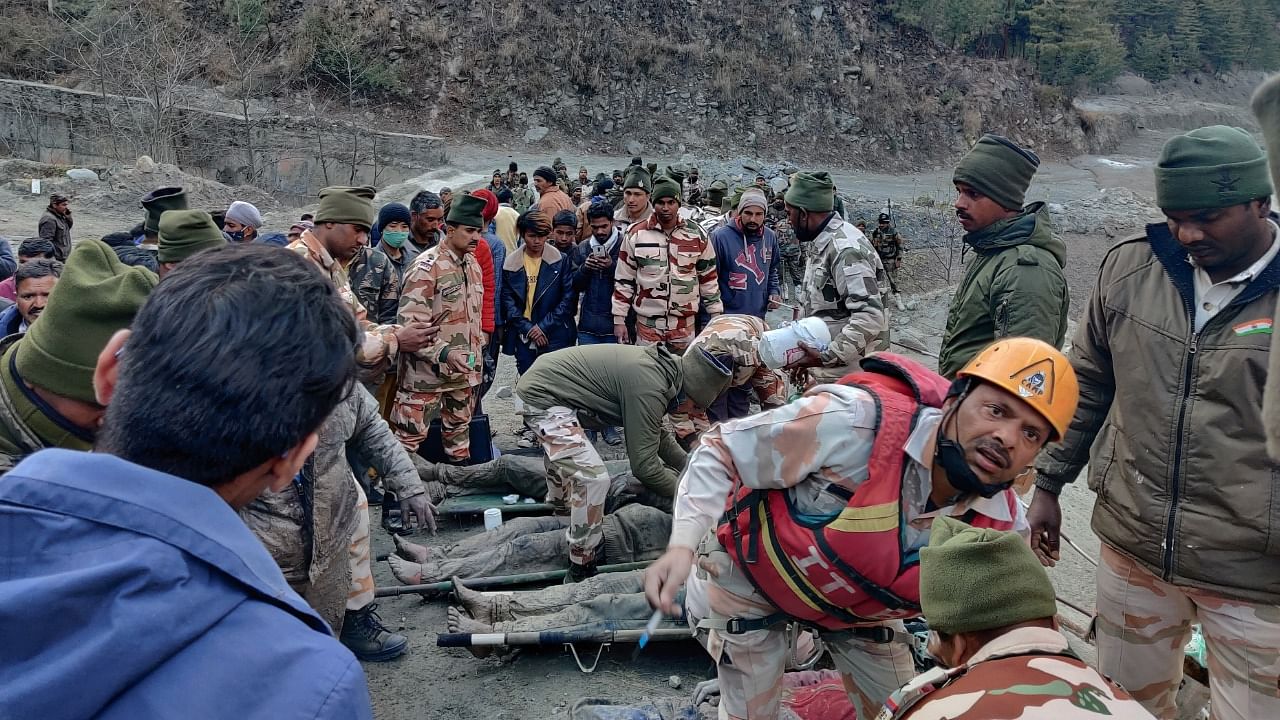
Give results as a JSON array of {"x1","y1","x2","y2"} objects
[{"x1": 638, "y1": 609, "x2": 664, "y2": 649}]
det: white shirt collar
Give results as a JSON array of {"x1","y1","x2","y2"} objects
[
  {"x1": 904, "y1": 410, "x2": 1015, "y2": 524},
  {"x1": 1191, "y1": 219, "x2": 1280, "y2": 287}
]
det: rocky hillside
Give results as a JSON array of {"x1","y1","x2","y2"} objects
[
  {"x1": 304, "y1": 0, "x2": 1087, "y2": 167},
  {"x1": 9, "y1": 0, "x2": 1092, "y2": 169}
]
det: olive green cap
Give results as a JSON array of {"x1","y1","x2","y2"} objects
[
  {"x1": 157, "y1": 210, "x2": 225, "y2": 263},
  {"x1": 16, "y1": 240, "x2": 157, "y2": 403}
]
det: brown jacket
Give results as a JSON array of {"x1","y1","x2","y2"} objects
[
  {"x1": 38, "y1": 207, "x2": 73, "y2": 261},
  {"x1": 1038, "y1": 221, "x2": 1280, "y2": 603}
]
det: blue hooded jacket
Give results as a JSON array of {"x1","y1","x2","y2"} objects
[{"x1": 0, "y1": 449, "x2": 372, "y2": 720}]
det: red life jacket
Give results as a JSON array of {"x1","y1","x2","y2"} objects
[{"x1": 715, "y1": 353, "x2": 1018, "y2": 631}]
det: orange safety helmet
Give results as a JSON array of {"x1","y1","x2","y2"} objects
[{"x1": 955, "y1": 337, "x2": 1079, "y2": 441}]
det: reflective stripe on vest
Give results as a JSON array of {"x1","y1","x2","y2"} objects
[{"x1": 715, "y1": 352, "x2": 1017, "y2": 630}]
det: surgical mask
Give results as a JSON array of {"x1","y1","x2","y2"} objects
[
  {"x1": 934, "y1": 392, "x2": 1011, "y2": 500},
  {"x1": 382, "y1": 231, "x2": 409, "y2": 248},
  {"x1": 225, "y1": 230, "x2": 245, "y2": 243}
]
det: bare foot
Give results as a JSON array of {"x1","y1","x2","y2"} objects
[
  {"x1": 393, "y1": 534, "x2": 432, "y2": 564},
  {"x1": 446, "y1": 606, "x2": 493, "y2": 658},
  {"x1": 452, "y1": 577, "x2": 498, "y2": 624},
  {"x1": 387, "y1": 555, "x2": 424, "y2": 585}
]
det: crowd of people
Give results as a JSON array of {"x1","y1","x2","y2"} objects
[{"x1": 1, "y1": 71, "x2": 1279, "y2": 720}]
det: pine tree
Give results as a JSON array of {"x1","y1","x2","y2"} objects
[
  {"x1": 1197, "y1": 0, "x2": 1248, "y2": 70},
  {"x1": 1170, "y1": 0, "x2": 1203, "y2": 72},
  {"x1": 1131, "y1": 29, "x2": 1174, "y2": 80},
  {"x1": 1026, "y1": 0, "x2": 1126, "y2": 89}
]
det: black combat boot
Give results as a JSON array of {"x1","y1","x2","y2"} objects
[
  {"x1": 563, "y1": 560, "x2": 598, "y2": 585},
  {"x1": 340, "y1": 604, "x2": 409, "y2": 662}
]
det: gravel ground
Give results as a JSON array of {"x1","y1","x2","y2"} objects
[{"x1": 0, "y1": 125, "x2": 1207, "y2": 717}]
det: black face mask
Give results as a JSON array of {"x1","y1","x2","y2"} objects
[
  {"x1": 792, "y1": 210, "x2": 818, "y2": 242},
  {"x1": 935, "y1": 393, "x2": 1012, "y2": 500}
]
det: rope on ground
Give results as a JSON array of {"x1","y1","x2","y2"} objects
[{"x1": 889, "y1": 340, "x2": 938, "y2": 358}]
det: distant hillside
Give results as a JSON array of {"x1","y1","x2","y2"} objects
[{"x1": 5, "y1": 0, "x2": 1107, "y2": 168}]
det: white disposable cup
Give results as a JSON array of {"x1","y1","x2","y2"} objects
[{"x1": 483, "y1": 507, "x2": 502, "y2": 531}]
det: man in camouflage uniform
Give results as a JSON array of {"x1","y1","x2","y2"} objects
[
  {"x1": 392, "y1": 194, "x2": 487, "y2": 463},
  {"x1": 644, "y1": 339, "x2": 1079, "y2": 720},
  {"x1": 881, "y1": 517, "x2": 1154, "y2": 719},
  {"x1": 288, "y1": 186, "x2": 437, "y2": 380},
  {"x1": 684, "y1": 168, "x2": 703, "y2": 207},
  {"x1": 769, "y1": 199, "x2": 804, "y2": 303},
  {"x1": 871, "y1": 213, "x2": 905, "y2": 295},
  {"x1": 386, "y1": 503, "x2": 671, "y2": 590},
  {"x1": 287, "y1": 185, "x2": 438, "y2": 660},
  {"x1": 669, "y1": 314, "x2": 788, "y2": 444},
  {"x1": 612, "y1": 175, "x2": 723, "y2": 352},
  {"x1": 614, "y1": 166, "x2": 655, "y2": 230},
  {"x1": 782, "y1": 171, "x2": 888, "y2": 386}
]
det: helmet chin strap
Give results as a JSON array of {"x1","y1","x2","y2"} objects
[{"x1": 934, "y1": 388, "x2": 1012, "y2": 500}]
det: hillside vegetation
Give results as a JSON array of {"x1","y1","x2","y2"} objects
[{"x1": 5, "y1": 0, "x2": 1269, "y2": 169}]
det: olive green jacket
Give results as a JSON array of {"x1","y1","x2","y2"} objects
[
  {"x1": 0, "y1": 337, "x2": 93, "y2": 475},
  {"x1": 515, "y1": 344, "x2": 688, "y2": 496},
  {"x1": 1038, "y1": 221, "x2": 1280, "y2": 603},
  {"x1": 938, "y1": 203, "x2": 1069, "y2": 377}
]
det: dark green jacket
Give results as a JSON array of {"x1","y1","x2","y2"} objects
[
  {"x1": 0, "y1": 337, "x2": 93, "y2": 475},
  {"x1": 938, "y1": 202, "x2": 1069, "y2": 377},
  {"x1": 515, "y1": 344, "x2": 688, "y2": 495}
]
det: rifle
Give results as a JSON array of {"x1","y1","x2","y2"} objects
[{"x1": 883, "y1": 198, "x2": 900, "y2": 295}]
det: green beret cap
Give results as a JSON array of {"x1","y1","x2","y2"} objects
[
  {"x1": 784, "y1": 171, "x2": 835, "y2": 212},
  {"x1": 157, "y1": 210, "x2": 226, "y2": 263},
  {"x1": 315, "y1": 186, "x2": 377, "y2": 229},
  {"x1": 1154, "y1": 126, "x2": 1273, "y2": 211},
  {"x1": 447, "y1": 194, "x2": 487, "y2": 228}
]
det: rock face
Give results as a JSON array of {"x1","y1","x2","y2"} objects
[{"x1": 261, "y1": 0, "x2": 1088, "y2": 168}]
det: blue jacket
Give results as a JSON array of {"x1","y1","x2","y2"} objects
[
  {"x1": 571, "y1": 230, "x2": 623, "y2": 336},
  {"x1": 486, "y1": 226, "x2": 507, "y2": 328},
  {"x1": 709, "y1": 221, "x2": 781, "y2": 318},
  {"x1": 256, "y1": 231, "x2": 289, "y2": 247},
  {"x1": 0, "y1": 303, "x2": 21, "y2": 337},
  {"x1": 0, "y1": 449, "x2": 372, "y2": 720},
  {"x1": 501, "y1": 243, "x2": 577, "y2": 354},
  {"x1": 0, "y1": 238, "x2": 14, "y2": 281}
]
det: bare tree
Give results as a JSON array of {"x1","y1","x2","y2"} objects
[
  {"x1": 44, "y1": 0, "x2": 205, "y2": 164},
  {"x1": 112, "y1": 2, "x2": 206, "y2": 163},
  {"x1": 214, "y1": 0, "x2": 281, "y2": 184}
]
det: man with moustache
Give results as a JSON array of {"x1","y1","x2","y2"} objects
[
  {"x1": 937, "y1": 134, "x2": 1069, "y2": 378},
  {"x1": 644, "y1": 339, "x2": 1079, "y2": 720},
  {"x1": 781, "y1": 171, "x2": 888, "y2": 386}
]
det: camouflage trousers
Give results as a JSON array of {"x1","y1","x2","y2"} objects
[
  {"x1": 669, "y1": 397, "x2": 711, "y2": 442},
  {"x1": 779, "y1": 252, "x2": 804, "y2": 300},
  {"x1": 1095, "y1": 543, "x2": 1280, "y2": 720},
  {"x1": 524, "y1": 405, "x2": 611, "y2": 567},
  {"x1": 391, "y1": 385, "x2": 475, "y2": 461},
  {"x1": 634, "y1": 318, "x2": 695, "y2": 353},
  {"x1": 346, "y1": 480, "x2": 375, "y2": 611},
  {"x1": 404, "y1": 515, "x2": 572, "y2": 585},
  {"x1": 685, "y1": 533, "x2": 916, "y2": 720}
]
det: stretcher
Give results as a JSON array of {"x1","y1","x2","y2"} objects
[
  {"x1": 435, "y1": 493, "x2": 552, "y2": 516},
  {"x1": 373, "y1": 560, "x2": 653, "y2": 597},
  {"x1": 438, "y1": 626, "x2": 694, "y2": 672}
]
